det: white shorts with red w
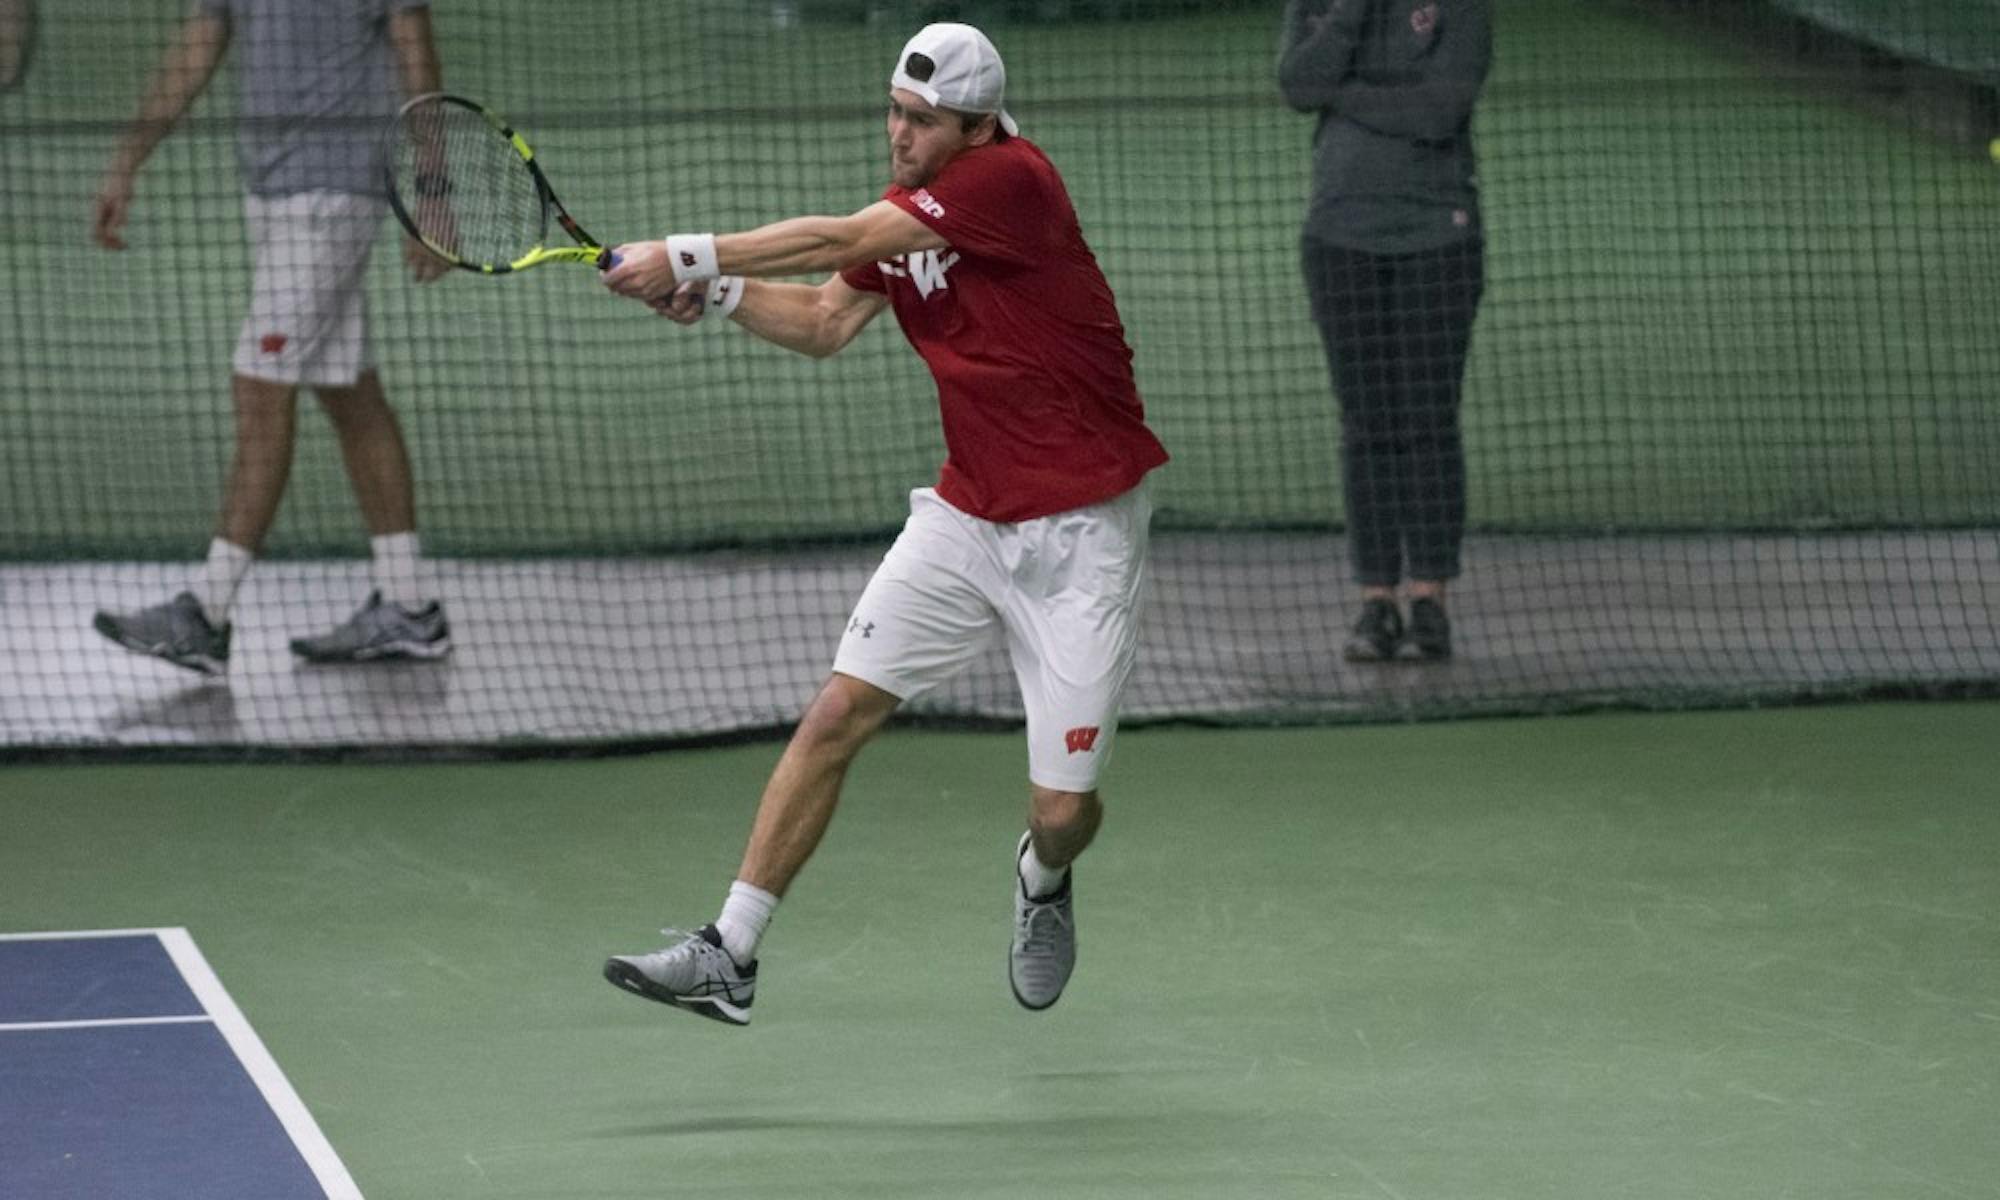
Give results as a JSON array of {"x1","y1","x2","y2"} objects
[{"x1": 832, "y1": 483, "x2": 1152, "y2": 793}]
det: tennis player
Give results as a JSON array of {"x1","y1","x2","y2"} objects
[
  {"x1": 599, "y1": 22, "x2": 1170, "y2": 1025},
  {"x1": 90, "y1": 0, "x2": 452, "y2": 675}
]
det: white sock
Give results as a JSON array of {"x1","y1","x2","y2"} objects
[
  {"x1": 1019, "y1": 836, "x2": 1068, "y2": 899},
  {"x1": 370, "y1": 531, "x2": 424, "y2": 610},
  {"x1": 714, "y1": 880, "x2": 778, "y2": 964},
  {"x1": 191, "y1": 538, "x2": 253, "y2": 627}
]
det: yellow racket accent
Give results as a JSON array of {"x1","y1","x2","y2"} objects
[{"x1": 497, "y1": 244, "x2": 606, "y2": 273}]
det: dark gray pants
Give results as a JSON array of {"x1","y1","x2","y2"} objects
[{"x1": 1301, "y1": 235, "x2": 1485, "y2": 587}]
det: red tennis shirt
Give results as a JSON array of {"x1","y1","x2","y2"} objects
[{"x1": 840, "y1": 136, "x2": 1169, "y2": 523}]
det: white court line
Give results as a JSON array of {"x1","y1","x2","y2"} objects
[
  {"x1": 0, "y1": 1015, "x2": 212, "y2": 1033},
  {"x1": 0, "y1": 928, "x2": 183, "y2": 941},
  {"x1": 1, "y1": 928, "x2": 365, "y2": 1200}
]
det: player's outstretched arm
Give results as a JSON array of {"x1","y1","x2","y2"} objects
[
  {"x1": 603, "y1": 200, "x2": 943, "y2": 304},
  {"x1": 729, "y1": 275, "x2": 890, "y2": 359},
  {"x1": 94, "y1": 11, "x2": 228, "y2": 250},
  {"x1": 647, "y1": 274, "x2": 888, "y2": 360}
]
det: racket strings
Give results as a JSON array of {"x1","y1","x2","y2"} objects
[{"x1": 391, "y1": 99, "x2": 546, "y2": 268}]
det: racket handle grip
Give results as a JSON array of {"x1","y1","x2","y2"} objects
[{"x1": 597, "y1": 248, "x2": 617, "y2": 271}]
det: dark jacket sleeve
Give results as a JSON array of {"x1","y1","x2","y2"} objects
[
  {"x1": 1334, "y1": 1, "x2": 1492, "y2": 143},
  {"x1": 1278, "y1": 0, "x2": 1366, "y2": 112}
]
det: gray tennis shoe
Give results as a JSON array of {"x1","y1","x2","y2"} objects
[
  {"x1": 604, "y1": 925, "x2": 757, "y2": 1026},
  {"x1": 1009, "y1": 833, "x2": 1076, "y2": 1011},
  {"x1": 290, "y1": 590, "x2": 451, "y2": 663},
  {"x1": 92, "y1": 591, "x2": 231, "y2": 676}
]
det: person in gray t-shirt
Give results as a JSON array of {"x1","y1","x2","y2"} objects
[
  {"x1": 1280, "y1": 0, "x2": 1492, "y2": 663},
  {"x1": 90, "y1": 1, "x2": 456, "y2": 675}
]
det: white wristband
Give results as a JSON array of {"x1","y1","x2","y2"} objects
[
  {"x1": 705, "y1": 275, "x2": 746, "y2": 319},
  {"x1": 664, "y1": 233, "x2": 720, "y2": 285}
]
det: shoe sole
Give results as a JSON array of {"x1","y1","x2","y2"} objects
[
  {"x1": 601, "y1": 959, "x2": 751, "y2": 1026},
  {"x1": 93, "y1": 616, "x2": 226, "y2": 676},
  {"x1": 290, "y1": 636, "x2": 454, "y2": 664},
  {"x1": 1009, "y1": 973, "x2": 1065, "y2": 1012}
]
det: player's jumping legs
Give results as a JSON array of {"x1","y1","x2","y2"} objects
[
  {"x1": 1028, "y1": 784, "x2": 1100, "y2": 874},
  {"x1": 1003, "y1": 485, "x2": 1151, "y2": 1011},
  {"x1": 1009, "y1": 783, "x2": 1096, "y2": 1010},
  {"x1": 602, "y1": 673, "x2": 900, "y2": 1025},
  {"x1": 737, "y1": 672, "x2": 902, "y2": 898},
  {"x1": 1011, "y1": 785, "x2": 1094, "y2": 1012}
]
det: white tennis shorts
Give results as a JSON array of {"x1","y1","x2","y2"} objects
[
  {"x1": 833, "y1": 483, "x2": 1153, "y2": 793},
  {"x1": 232, "y1": 192, "x2": 382, "y2": 387}
]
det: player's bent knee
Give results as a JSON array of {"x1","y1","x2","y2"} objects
[
  {"x1": 795, "y1": 674, "x2": 899, "y2": 749},
  {"x1": 1029, "y1": 786, "x2": 1100, "y2": 834}
]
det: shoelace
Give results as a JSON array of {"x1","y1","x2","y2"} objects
[
  {"x1": 652, "y1": 927, "x2": 741, "y2": 970},
  {"x1": 654, "y1": 926, "x2": 701, "y2": 950},
  {"x1": 1015, "y1": 899, "x2": 1071, "y2": 956}
]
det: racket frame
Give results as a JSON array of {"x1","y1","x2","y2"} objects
[{"x1": 384, "y1": 92, "x2": 609, "y2": 274}]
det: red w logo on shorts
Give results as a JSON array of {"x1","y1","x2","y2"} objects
[
  {"x1": 259, "y1": 333, "x2": 287, "y2": 355},
  {"x1": 1063, "y1": 726, "x2": 1100, "y2": 754}
]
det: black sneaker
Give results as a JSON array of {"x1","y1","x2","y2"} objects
[
  {"x1": 1342, "y1": 598, "x2": 1403, "y2": 662},
  {"x1": 1399, "y1": 597, "x2": 1452, "y2": 661}
]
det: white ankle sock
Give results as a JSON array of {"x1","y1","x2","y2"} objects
[
  {"x1": 1019, "y1": 836, "x2": 1067, "y2": 899},
  {"x1": 192, "y1": 539, "x2": 253, "y2": 627},
  {"x1": 370, "y1": 531, "x2": 424, "y2": 610},
  {"x1": 715, "y1": 880, "x2": 778, "y2": 964}
]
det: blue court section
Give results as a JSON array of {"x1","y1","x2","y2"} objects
[
  {"x1": 0, "y1": 935, "x2": 201, "y2": 1021},
  {"x1": 0, "y1": 935, "x2": 336, "y2": 1200}
]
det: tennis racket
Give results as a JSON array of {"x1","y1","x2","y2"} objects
[{"x1": 384, "y1": 92, "x2": 610, "y2": 274}]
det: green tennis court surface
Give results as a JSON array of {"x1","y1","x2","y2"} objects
[{"x1": 5, "y1": 706, "x2": 1995, "y2": 1198}]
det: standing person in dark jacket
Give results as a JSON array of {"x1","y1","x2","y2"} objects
[{"x1": 1280, "y1": 0, "x2": 1492, "y2": 661}]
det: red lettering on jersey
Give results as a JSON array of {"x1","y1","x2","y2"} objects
[
  {"x1": 259, "y1": 333, "x2": 287, "y2": 355},
  {"x1": 1063, "y1": 726, "x2": 1100, "y2": 754}
]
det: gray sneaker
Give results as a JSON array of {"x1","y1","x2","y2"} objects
[
  {"x1": 290, "y1": 590, "x2": 451, "y2": 663},
  {"x1": 1009, "y1": 833, "x2": 1076, "y2": 1011},
  {"x1": 603, "y1": 925, "x2": 756, "y2": 1026},
  {"x1": 93, "y1": 592, "x2": 231, "y2": 676}
]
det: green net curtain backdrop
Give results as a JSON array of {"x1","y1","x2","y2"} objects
[{"x1": 2, "y1": 0, "x2": 1995, "y2": 753}]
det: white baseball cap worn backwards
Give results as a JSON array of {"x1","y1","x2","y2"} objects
[{"x1": 891, "y1": 22, "x2": 1018, "y2": 137}]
